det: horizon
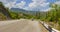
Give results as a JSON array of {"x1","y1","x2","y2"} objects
[{"x1": 0, "y1": 0, "x2": 60, "y2": 11}]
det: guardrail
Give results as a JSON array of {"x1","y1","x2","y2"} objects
[{"x1": 39, "y1": 21, "x2": 60, "y2": 32}]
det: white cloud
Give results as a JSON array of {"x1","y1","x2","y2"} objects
[
  {"x1": 0, "y1": 0, "x2": 17, "y2": 9},
  {"x1": 0, "y1": 0, "x2": 26, "y2": 9},
  {"x1": 29, "y1": 0, "x2": 47, "y2": 8},
  {"x1": 29, "y1": 2, "x2": 37, "y2": 8},
  {"x1": 1, "y1": 0, "x2": 59, "y2": 12},
  {"x1": 0, "y1": 0, "x2": 6, "y2": 3},
  {"x1": 0, "y1": 0, "x2": 49, "y2": 11},
  {"x1": 32, "y1": 0, "x2": 46, "y2": 3},
  {"x1": 55, "y1": 1, "x2": 60, "y2": 5},
  {"x1": 14, "y1": 1, "x2": 26, "y2": 8},
  {"x1": 23, "y1": 0, "x2": 60, "y2": 11},
  {"x1": 41, "y1": 8, "x2": 51, "y2": 12},
  {"x1": 0, "y1": 0, "x2": 16, "y2": 4},
  {"x1": 24, "y1": 0, "x2": 50, "y2": 11},
  {"x1": 40, "y1": 2, "x2": 49, "y2": 7},
  {"x1": 5, "y1": 2, "x2": 16, "y2": 9}
]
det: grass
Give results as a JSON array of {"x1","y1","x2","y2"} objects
[
  {"x1": 39, "y1": 22, "x2": 49, "y2": 32},
  {"x1": 0, "y1": 13, "x2": 7, "y2": 21},
  {"x1": 43, "y1": 21, "x2": 60, "y2": 31}
]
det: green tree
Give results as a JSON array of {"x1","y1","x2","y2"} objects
[{"x1": 0, "y1": 2, "x2": 11, "y2": 19}]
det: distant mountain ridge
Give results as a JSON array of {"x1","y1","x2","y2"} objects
[
  {"x1": 11, "y1": 8, "x2": 26, "y2": 12},
  {"x1": 11, "y1": 8, "x2": 47, "y2": 16},
  {"x1": 11, "y1": 8, "x2": 39, "y2": 15}
]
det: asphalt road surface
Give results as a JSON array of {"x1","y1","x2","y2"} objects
[{"x1": 0, "y1": 19, "x2": 41, "y2": 32}]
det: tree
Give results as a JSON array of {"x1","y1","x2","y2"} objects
[
  {"x1": 0, "y1": 2, "x2": 11, "y2": 19},
  {"x1": 50, "y1": 4, "x2": 58, "y2": 22}
]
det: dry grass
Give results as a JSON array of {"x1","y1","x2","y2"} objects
[
  {"x1": 44, "y1": 21, "x2": 60, "y2": 31},
  {"x1": 39, "y1": 22, "x2": 49, "y2": 32}
]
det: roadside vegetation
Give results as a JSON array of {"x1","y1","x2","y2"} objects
[
  {"x1": 0, "y1": 1, "x2": 60, "y2": 30},
  {"x1": 39, "y1": 4, "x2": 60, "y2": 30},
  {"x1": 0, "y1": 2, "x2": 35, "y2": 20}
]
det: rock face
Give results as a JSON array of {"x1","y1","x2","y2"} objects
[{"x1": 0, "y1": 2, "x2": 11, "y2": 19}]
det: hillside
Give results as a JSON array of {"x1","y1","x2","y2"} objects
[
  {"x1": 0, "y1": 2, "x2": 11, "y2": 19},
  {"x1": 11, "y1": 8, "x2": 40, "y2": 15}
]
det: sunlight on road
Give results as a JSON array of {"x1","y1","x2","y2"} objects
[{"x1": 0, "y1": 19, "x2": 41, "y2": 32}]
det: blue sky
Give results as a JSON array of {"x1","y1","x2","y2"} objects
[{"x1": 0, "y1": 0, "x2": 60, "y2": 11}]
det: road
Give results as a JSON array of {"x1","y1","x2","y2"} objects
[{"x1": 0, "y1": 19, "x2": 47, "y2": 32}]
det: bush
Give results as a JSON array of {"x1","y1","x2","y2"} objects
[{"x1": 0, "y1": 13, "x2": 7, "y2": 20}]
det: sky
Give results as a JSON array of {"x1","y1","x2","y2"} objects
[{"x1": 0, "y1": 0, "x2": 60, "y2": 11}]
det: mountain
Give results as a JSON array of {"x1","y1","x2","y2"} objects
[
  {"x1": 11, "y1": 8, "x2": 26, "y2": 12},
  {"x1": 10, "y1": 8, "x2": 47, "y2": 16},
  {"x1": 11, "y1": 8, "x2": 38, "y2": 15}
]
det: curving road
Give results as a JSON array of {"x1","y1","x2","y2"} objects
[{"x1": 0, "y1": 19, "x2": 47, "y2": 32}]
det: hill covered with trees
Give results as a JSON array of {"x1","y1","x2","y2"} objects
[
  {"x1": 39, "y1": 3, "x2": 60, "y2": 30},
  {"x1": 0, "y1": 2, "x2": 36, "y2": 20}
]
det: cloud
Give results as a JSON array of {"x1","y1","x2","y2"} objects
[
  {"x1": 0, "y1": 0, "x2": 6, "y2": 3},
  {"x1": 0, "y1": 0, "x2": 60, "y2": 11},
  {"x1": 13, "y1": 1, "x2": 26, "y2": 8},
  {"x1": 24, "y1": 0, "x2": 50, "y2": 11},
  {"x1": 29, "y1": 0, "x2": 47, "y2": 8},
  {"x1": 0, "y1": 0, "x2": 17, "y2": 9},
  {"x1": 41, "y1": 8, "x2": 51, "y2": 12},
  {"x1": 5, "y1": 1, "x2": 16, "y2": 9},
  {"x1": 55, "y1": 1, "x2": 60, "y2": 5},
  {"x1": 0, "y1": 0, "x2": 26, "y2": 9},
  {"x1": 0, "y1": 0, "x2": 16, "y2": 4},
  {"x1": 40, "y1": 2, "x2": 49, "y2": 7}
]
